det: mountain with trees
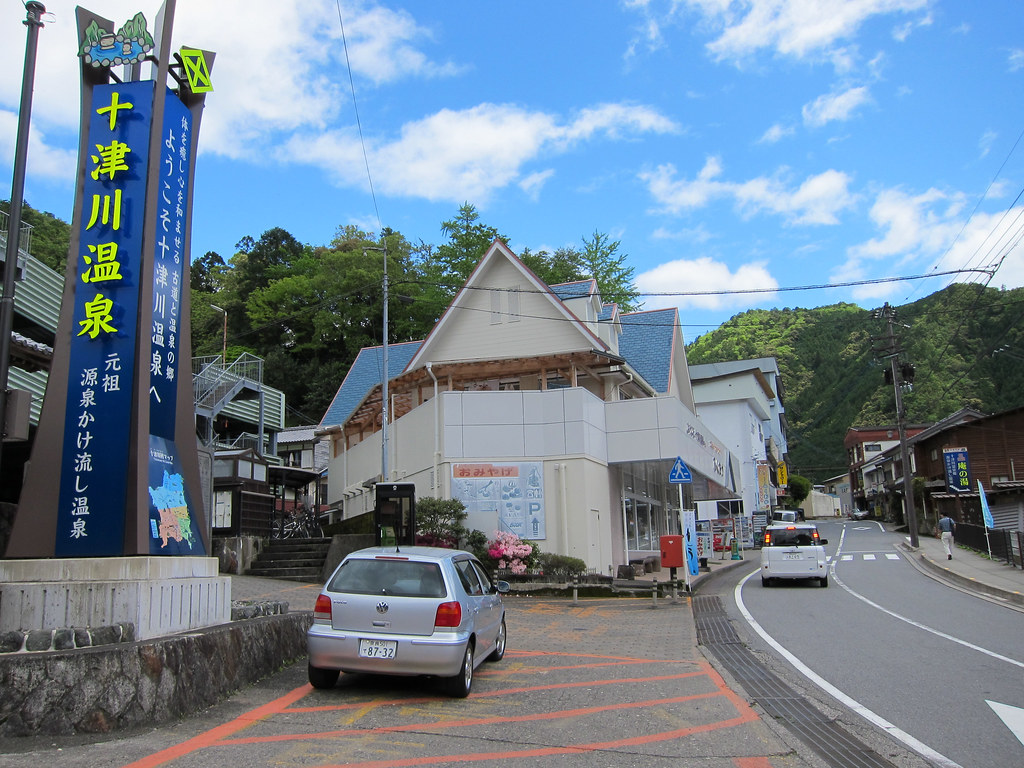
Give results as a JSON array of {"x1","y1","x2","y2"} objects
[{"x1": 685, "y1": 283, "x2": 1024, "y2": 481}]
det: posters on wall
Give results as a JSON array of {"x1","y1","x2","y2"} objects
[{"x1": 452, "y1": 462, "x2": 546, "y2": 540}]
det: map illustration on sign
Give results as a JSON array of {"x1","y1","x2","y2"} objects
[{"x1": 149, "y1": 470, "x2": 196, "y2": 550}]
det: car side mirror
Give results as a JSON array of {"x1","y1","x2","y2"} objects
[
  {"x1": 819, "y1": 539, "x2": 828, "y2": 545},
  {"x1": 495, "y1": 580, "x2": 511, "y2": 594}
]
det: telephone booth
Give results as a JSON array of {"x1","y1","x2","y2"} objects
[{"x1": 374, "y1": 482, "x2": 416, "y2": 546}]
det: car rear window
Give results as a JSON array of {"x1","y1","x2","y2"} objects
[
  {"x1": 767, "y1": 528, "x2": 818, "y2": 547},
  {"x1": 328, "y1": 559, "x2": 447, "y2": 598}
]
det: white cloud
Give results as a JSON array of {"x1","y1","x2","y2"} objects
[
  {"x1": 0, "y1": 110, "x2": 78, "y2": 186},
  {"x1": 685, "y1": 0, "x2": 931, "y2": 62},
  {"x1": 636, "y1": 256, "x2": 779, "y2": 310},
  {"x1": 1009, "y1": 48, "x2": 1024, "y2": 72},
  {"x1": 281, "y1": 101, "x2": 675, "y2": 204},
  {"x1": 0, "y1": 1, "x2": 462, "y2": 162},
  {"x1": 802, "y1": 86, "x2": 871, "y2": 127},
  {"x1": 758, "y1": 123, "x2": 794, "y2": 143},
  {"x1": 979, "y1": 130, "x2": 997, "y2": 159},
  {"x1": 519, "y1": 170, "x2": 555, "y2": 200},
  {"x1": 561, "y1": 103, "x2": 679, "y2": 142},
  {"x1": 641, "y1": 157, "x2": 856, "y2": 225}
]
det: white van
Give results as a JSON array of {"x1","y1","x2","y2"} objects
[
  {"x1": 771, "y1": 510, "x2": 797, "y2": 523},
  {"x1": 760, "y1": 523, "x2": 829, "y2": 587}
]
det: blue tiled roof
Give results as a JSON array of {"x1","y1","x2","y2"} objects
[
  {"x1": 319, "y1": 340, "x2": 423, "y2": 428},
  {"x1": 618, "y1": 309, "x2": 677, "y2": 393},
  {"x1": 549, "y1": 279, "x2": 596, "y2": 301},
  {"x1": 599, "y1": 303, "x2": 618, "y2": 321}
]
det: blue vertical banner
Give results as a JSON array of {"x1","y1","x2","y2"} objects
[
  {"x1": 147, "y1": 88, "x2": 205, "y2": 556},
  {"x1": 55, "y1": 81, "x2": 154, "y2": 557},
  {"x1": 942, "y1": 447, "x2": 971, "y2": 494},
  {"x1": 978, "y1": 481, "x2": 995, "y2": 529}
]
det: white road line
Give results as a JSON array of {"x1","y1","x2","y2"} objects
[
  {"x1": 735, "y1": 568, "x2": 963, "y2": 768},
  {"x1": 831, "y1": 536, "x2": 1024, "y2": 670},
  {"x1": 863, "y1": 553, "x2": 876, "y2": 560}
]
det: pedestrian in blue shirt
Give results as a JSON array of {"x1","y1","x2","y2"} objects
[{"x1": 938, "y1": 513, "x2": 956, "y2": 560}]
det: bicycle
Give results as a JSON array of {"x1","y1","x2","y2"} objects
[{"x1": 272, "y1": 505, "x2": 324, "y2": 539}]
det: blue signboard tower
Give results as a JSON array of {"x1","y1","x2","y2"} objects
[{"x1": 7, "y1": 2, "x2": 216, "y2": 560}]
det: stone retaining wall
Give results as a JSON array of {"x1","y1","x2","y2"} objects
[{"x1": 0, "y1": 611, "x2": 312, "y2": 737}]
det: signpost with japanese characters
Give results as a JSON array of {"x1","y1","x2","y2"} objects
[{"x1": 7, "y1": 2, "x2": 216, "y2": 559}]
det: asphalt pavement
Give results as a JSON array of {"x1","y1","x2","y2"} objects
[{"x1": 4, "y1": 523, "x2": 1020, "y2": 767}]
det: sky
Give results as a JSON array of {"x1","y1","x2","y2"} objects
[{"x1": 2, "y1": 0, "x2": 1023, "y2": 338}]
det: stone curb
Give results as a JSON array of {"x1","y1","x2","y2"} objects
[{"x1": 0, "y1": 611, "x2": 312, "y2": 738}]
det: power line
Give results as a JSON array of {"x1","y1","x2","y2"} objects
[{"x1": 335, "y1": 1, "x2": 382, "y2": 233}]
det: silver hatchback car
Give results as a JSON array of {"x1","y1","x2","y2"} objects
[{"x1": 307, "y1": 546, "x2": 509, "y2": 697}]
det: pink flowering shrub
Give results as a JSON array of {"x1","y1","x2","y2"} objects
[{"x1": 487, "y1": 531, "x2": 537, "y2": 575}]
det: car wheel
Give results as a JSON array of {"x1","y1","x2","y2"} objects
[
  {"x1": 487, "y1": 618, "x2": 506, "y2": 662},
  {"x1": 446, "y1": 642, "x2": 474, "y2": 698},
  {"x1": 761, "y1": 576, "x2": 771, "y2": 587},
  {"x1": 820, "y1": 575, "x2": 829, "y2": 588},
  {"x1": 308, "y1": 662, "x2": 340, "y2": 690}
]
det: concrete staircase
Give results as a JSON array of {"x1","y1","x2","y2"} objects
[{"x1": 246, "y1": 537, "x2": 332, "y2": 582}]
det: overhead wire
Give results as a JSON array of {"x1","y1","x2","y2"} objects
[{"x1": 335, "y1": 0, "x2": 382, "y2": 234}]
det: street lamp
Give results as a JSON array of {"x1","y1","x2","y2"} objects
[
  {"x1": 0, "y1": 2, "x2": 46, "y2": 470},
  {"x1": 210, "y1": 304, "x2": 226, "y2": 365}
]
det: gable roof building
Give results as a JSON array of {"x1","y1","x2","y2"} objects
[{"x1": 318, "y1": 240, "x2": 739, "y2": 573}]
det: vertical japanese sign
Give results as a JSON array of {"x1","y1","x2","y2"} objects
[
  {"x1": 942, "y1": 447, "x2": 971, "y2": 494},
  {"x1": 756, "y1": 461, "x2": 771, "y2": 511},
  {"x1": 55, "y1": 81, "x2": 153, "y2": 556},
  {"x1": 147, "y1": 89, "x2": 204, "y2": 555}
]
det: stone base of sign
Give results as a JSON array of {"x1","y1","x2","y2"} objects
[{"x1": 0, "y1": 556, "x2": 231, "y2": 640}]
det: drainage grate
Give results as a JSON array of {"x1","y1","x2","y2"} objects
[{"x1": 693, "y1": 595, "x2": 898, "y2": 768}]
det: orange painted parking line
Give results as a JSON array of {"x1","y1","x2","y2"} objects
[
  {"x1": 120, "y1": 683, "x2": 312, "y2": 768},
  {"x1": 220, "y1": 690, "x2": 727, "y2": 745},
  {"x1": 124, "y1": 656, "x2": 760, "y2": 768},
  {"x1": 287, "y1": 669, "x2": 710, "y2": 712},
  {"x1": 733, "y1": 758, "x2": 775, "y2": 767},
  {"x1": 306, "y1": 712, "x2": 760, "y2": 767}
]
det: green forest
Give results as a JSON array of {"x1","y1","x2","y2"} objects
[{"x1": 7, "y1": 199, "x2": 1024, "y2": 481}]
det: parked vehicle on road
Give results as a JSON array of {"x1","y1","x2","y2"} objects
[
  {"x1": 760, "y1": 523, "x2": 830, "y2": 588},
  {"x1": 307, "y1": 546, "x2": 509, "y2": 697},
  {"x1": 848, "y1": 509, "x2": 870, "y2": 521}
]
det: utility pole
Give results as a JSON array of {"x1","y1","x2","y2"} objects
[
  {"x1": 363, "y1": 245, "x2": 388, "y2": 480},
  {"x1": 0, "y1": 2, "x2": 46, "y2": 471},
  {"x1": 872, "y1": 303, "x2": 920, "y2": 547}
]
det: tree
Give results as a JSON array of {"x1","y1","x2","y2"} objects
[
  {"x1": 1, "y1": 200, "x2": 70, "y2": 273},
  {"x1": 190, "y1": 251, "x2": 225, "y2": 293},
  {"x1": 417, "y1": 203, "x2": 510, "y2": 313},
  {"x1": 786, "y1": 474, "x2": 812, "y2": 507},
  {"x1": 580, "y1": 230, "x2": 641, "y2": 313},
  {"x1": 415, "y1": 497, "x2": 468, "y2": 548}
]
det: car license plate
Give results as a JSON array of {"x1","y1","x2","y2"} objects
[
  {"x1": 358, "y1": 639, "x2": 397, "y2": 659},
  {"x1": 784, "y1": 553, "x2": 803, "y2": 560}
]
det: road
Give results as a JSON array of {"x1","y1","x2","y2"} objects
[
  {"x1": 730, "y1": 518, "x2": 1024, "y2": 768},
  {"x1": 0, "y1": 593, "x2": 801, "y2": 768}
]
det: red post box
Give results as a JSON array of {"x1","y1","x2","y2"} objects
[{"x1": 660, "y1": 535, "x2": 685, "y2": 568}]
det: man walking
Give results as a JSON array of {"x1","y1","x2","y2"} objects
[{"x1": 938, "y1": 512, "x2": 956, "y2": 560}]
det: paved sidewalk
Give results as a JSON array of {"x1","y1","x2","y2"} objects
[{"x1": 900, "y1": 530, "x2": 1024, "y2": 609}]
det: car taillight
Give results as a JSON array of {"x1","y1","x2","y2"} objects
[
  {"x1": 764, "y1": 531, "x2": 771, "y2": 545},
  {"x1": 314, "y1": 593, "x2": 332, "y2": 621},
  {"x1": 434, "y1": 601, "x2": 462, "y2": 628},
  {"x1": 812, "y1": 530, "x2": 820, "y2": 541}
]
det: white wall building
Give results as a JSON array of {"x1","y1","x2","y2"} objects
[
  {"x1": 318, "y1": 241, "x2": 740, "y2": 574},
  {"x1": 689, "y1": 360, "x2": 788, "y2": 520}
]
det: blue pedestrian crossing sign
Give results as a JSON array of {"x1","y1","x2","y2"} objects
[{"x1": 670, "y1": 457, "x2": 692, "y2": 484}]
